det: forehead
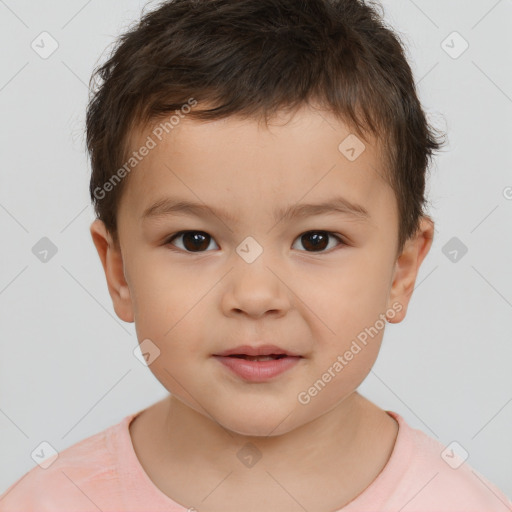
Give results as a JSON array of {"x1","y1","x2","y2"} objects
[{"x1": 119, "y1": 105, "x2": 393, "y2": 225}]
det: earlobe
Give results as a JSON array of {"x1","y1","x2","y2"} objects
[
  {"x1": 89, "y1": 219, "x2": 134, "y2": 323},
  {"x1": 386, "y1": 216, "x2": 435, "y2": 323}
]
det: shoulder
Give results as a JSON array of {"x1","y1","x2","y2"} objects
[
  {"x1": 386, "y1": 411, "x2": 512, "y2": 511},
  {"x1": 0, "y1": 415, "x2": 132, "y2": 512}
]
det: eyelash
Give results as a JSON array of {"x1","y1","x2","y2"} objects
[{"x1": 164, "y1": 230, "x2": 347, "y2": 254}]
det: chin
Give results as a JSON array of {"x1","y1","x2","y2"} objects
[{"x1": 218, "y1": 409, "x2": 299, "y2": 438}]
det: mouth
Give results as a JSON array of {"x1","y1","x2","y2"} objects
[
  {"x1": 213, "y1": 344, "x2": 302, "y2": 359},
  {"x1": 212, "y1": 344, "x2": 303, "y2": 381},
  {"x1": 212, "y1": 352, "x2": 302, "y2": 382},
  {"x1": 225, "y1": 354, "x2": 290, "y2": 361}
]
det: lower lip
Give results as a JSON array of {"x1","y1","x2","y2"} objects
[{"x1": 213, "y1": 355, "x2": 301, "y2": 382}]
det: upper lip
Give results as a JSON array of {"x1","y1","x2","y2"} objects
[{"x1": 213, "y1": 344, "x2": 302, "y2": 357}]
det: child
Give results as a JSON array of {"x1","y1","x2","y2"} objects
[{"x1": 1, "y1": 0, "x2": 511, "y2": 510}]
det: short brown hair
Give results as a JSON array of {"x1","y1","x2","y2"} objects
[{"x1": 86, "y1": 0, "x2": 445, "y2": 254}]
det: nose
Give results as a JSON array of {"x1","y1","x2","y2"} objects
[{"x1": 220, "y1": 256, "x2": 292, "y2": 319}]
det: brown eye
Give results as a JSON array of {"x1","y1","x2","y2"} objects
[
  {"x1": 167, "y1": 231, "x2": 219, "y2": 252},
  {"x1": 293, "y1": 231, "x2": 344, "y2": 253}
]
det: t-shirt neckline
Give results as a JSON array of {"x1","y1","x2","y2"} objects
[{"x1": 113, "y1": 408, "x2": 411, "y2": 511}]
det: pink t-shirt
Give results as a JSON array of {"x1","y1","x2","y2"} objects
[{"x1": 1, "y1": 409, "x2": 510, "y2": 511}]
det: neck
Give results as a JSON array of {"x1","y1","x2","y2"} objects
[
  {"x1": 160, "y1": 390, "x2": 385, "y2": 474},
  {"x1": 130, "y1": 391, "x2": 398, "y2": 509}
]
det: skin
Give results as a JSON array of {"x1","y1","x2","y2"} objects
[{"x1": 90, "y1": 103, "x2": 434, "y2": 511}]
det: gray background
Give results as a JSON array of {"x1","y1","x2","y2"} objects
[{"x1": 1, "y1": 0, "x2": 511, "y2": 502}]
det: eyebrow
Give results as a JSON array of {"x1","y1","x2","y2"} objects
[{"x1": 142, "y1": 195, "x2": 370, "y2": 223}]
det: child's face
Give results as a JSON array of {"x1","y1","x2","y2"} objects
[{"x1": 91, "y1": 104, "x2": 433, "y2": 436}]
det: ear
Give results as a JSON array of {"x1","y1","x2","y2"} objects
[
  {"x1": 386, "y1": 216, "x2": 434, "y2": 323},
  {"x1": 90, "y1": 219, "x2": 134, "y2": 323}
]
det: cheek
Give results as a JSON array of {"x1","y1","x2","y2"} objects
[
  {"x1": 129, "y1": 257, "x2": 209, "y2": 335},
  {"x1": 295, "y1": 336, "x2": 382, "y2": 418},
  {"x1": 296, "y1": 254, "x2": 392, "y2": 339}
]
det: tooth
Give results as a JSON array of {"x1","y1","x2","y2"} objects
[{"x1": 245, "y1": 355, "x2": 280, "y2": 361}]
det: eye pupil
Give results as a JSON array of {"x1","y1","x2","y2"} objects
[
  {"x1": 301, "y1": 231, "x2": 329, "y2": 251},
  {"x1": 183, "y1": 232, "x2": 210, "y2": 251}
]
